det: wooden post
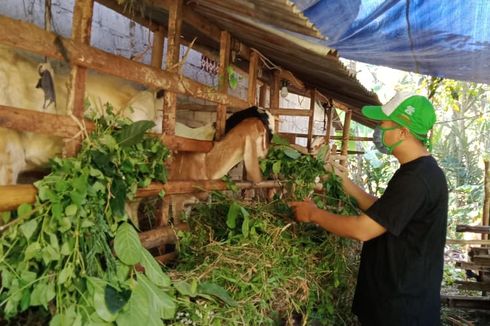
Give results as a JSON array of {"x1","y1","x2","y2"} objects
[
  {"x1": 151, "y1": 25, "x2": 166, "y2": 70},
  {"x1": 247, "y1": 51, "x2": 259, "y2": 105},
  {"x1": 258, "y1": 84, "x2": 267, "y2": 108},
  {"x1": 307, "y1": 89, "x2": 316, "y2": 150},
  {"x1": 483, "y1": 160, "x2": 490, "y2": 241},
  {"x1": 215, "y1": 30, "x2": 231, "y2": 140},
  {"x1": 63, "y1": 0, "x2": 94, "y2": 156},
  {"x1": 163, "y1": 0, "x2": 182, "y2": 136},
  {"x1": 324, "y1": 103, "x2": 335, "y2": 146},
  {"x1": 340, "y1": 109, "x2": 352, "y2": 166},
  {"x1": 271, "y1": 70, "x2": 280, "y2": 132}
]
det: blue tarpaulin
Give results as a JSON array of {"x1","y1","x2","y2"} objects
[{"x1": 292, "y1": 0, "x2": 490, "y2": 84}]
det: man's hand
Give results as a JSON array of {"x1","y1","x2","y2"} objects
[{"x1": 288, "y1": 199, "x2": 318, "y2": 223}]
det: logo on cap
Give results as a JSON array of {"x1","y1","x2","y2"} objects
[{"x1": 405, "y1": 106, "x2": 416, "y2": 116}]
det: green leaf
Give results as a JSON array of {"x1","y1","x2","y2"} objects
[
  {"x1": 283, "y1": 147, "x2": 301, "y2": 159},
  {"x1": 116, "y1": 281, "x2": 150, "y2": 326},
  {"x1": 140, "y1": 248, "x2": 171, "y2": 287},
  {"x1": 58, "y1": 264, "x2": 73, "y2": 285},
  {"x1": 272, "y1": 160, "x2": 282, "y2": 174},
  {"x1": 198, "y1": 282, "x2": 237, "y2": 307},
  {"x1": 114, "y1": 223, "x2": 142, "y2": 265},
  {"x1": 24, "y1": 242, "x2": 41, "y2": 260},
  {"x1": 100, "y1": 134, "x2": 118, "y2": 150},
  {"x1": 65, "y1": 204, "x2": 78, "y2": 216},
  {"x1": 110, "y1": 178, "x2": 127, "y2": 218},
  {"x1": 104, "y1": 284, "x2": 131, "y2": 314},
  {"x1": 114, "y1": 120, "x2": 155, "y2": 147},
  {"x1": 17, "y1": 203, "x2": 32, "y2": 218},
  {"x1": 20, "y1": 219, "x2": 38, "y2": 241},
  {"x1": 30, "y1": 281, "x2": 48, "y2": 306},
  {"x1": 226, "y1": 202, "x2": 241, "y2": 229},
  {"x1": 138, "y1": 274, "x2": 176, "y2": 320},
  {"x1": 94, "y1": 289, "x2": 118, "y2": 322},
  {"x1": 174, "y1": 281, "x2": 196, "y2": 297},
  {"x1": 272, "y1": 134, "x2": 290, "y2": 145}
]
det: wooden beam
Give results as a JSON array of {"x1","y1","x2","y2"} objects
[
  {"x1": 258, "y1": 84, "x2": 267, "y2": 107},
  {"x1": 269, "y1": 109, "x2": 311, "y2": 117},
  {"x1": 215, "y1": 30, "x2": 231, "y2": 140},
  {"x1": 324, "y1": 105, "x2": 334, "y2": 145},
  {"x1": 151, "y1": 25, "x2": 166, "y2": 69},
  {"x1": 96, "y1": 0, "x2": 160, "y2": 32},
  {"x1": 159, "y1": 134, "x2": 213, "y2": 152},
  {"x1": 162, "y1": 0, "x2": 182, "y2": 136},
  {"x1": 455, "y1": 280, "x2": 490, "y2": 292},
  {"x1": 340, "y1": 109, "x2": 352, "y2": 166},
  {"x1": 307, "y1": 89, "x2": 315, "y2": 150},
  {"x1": 446, "y1": 239, "x2": 490, "y2": 245},
  {"x1": 483, "y1": 160, "x2": 490, "y2": 240},
  {"x1": 0, "y1": 15, "x2": 248, "y2": 108},
  {"x1": 271, "y1": 70, "x2": 280, "y2": 132},
  {"x1": 139, "y1": 223, "x2": 188, "y2": 249},
  {"x1": 64, "y1": 0, "x2": 94, "y2": 156},
  {"x1": 177, "y1": 104, "x2": 241, "y2": 113},
  {"x1": 279, "y1": 131, "x2": 371, "y2": 142},
  {"x1": 456, "y1": 225, "x2": 490, "y2": 234},
  {"x1": 0, "y1": 180, "x2": 283, "y2": 212},
  {"x1": 0, "y1": 105, "x2": 94, "y2": 138},
  {"x1": 440, "y1": 295, "x2": 490, "y2": 310},
  {"x1": 455, "y1": 261, "x2": 490, "y2": 272},
  {"x1": 247, "y1": 51, "x2": 259, "y2": 105}
]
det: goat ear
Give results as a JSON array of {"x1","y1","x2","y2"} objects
[{"x1": 243, "y1": 136, "x2": 263, "y2": 183}]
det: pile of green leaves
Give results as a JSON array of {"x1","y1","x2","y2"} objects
[
  {"x1": 173, "y1": 192, "x2": 359, "y2": 325},
  {"x1": 0, "y1": 108, "x2": 233, "y2": 325},
  {"x1": 260, "y1": 135, "x2": 358, "y2": 215}
]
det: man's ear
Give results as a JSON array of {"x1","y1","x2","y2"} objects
[{"x1": 400, "y1": 127, "x2": 411, "y2": 139}]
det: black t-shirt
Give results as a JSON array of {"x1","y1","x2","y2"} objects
[{"x1": 352, "y1": 156, "x2": 448, "y2": 326}]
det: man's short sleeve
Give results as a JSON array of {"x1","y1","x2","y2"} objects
[{"x1": 365, "y1": 172, "x2": 427, "y2": 236}]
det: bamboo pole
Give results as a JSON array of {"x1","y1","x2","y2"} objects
[
  {"x1": 269, "y1": 109, "x2": 311, "y2": 117},
  {"x1": 307, "y1": 89, "x2": 316, "y2": 150},
  {"x1": 0, "y1": 180, "x2": 284, "y2": 212},
  {"x1": 340, "y1": 109, "x2": 352, "y2": 166},
  {"x1": 324, "y1": 104, "x2": 335, "y2": 145},
  {"x1": 215, "y1": 30, "x2": 231, "y2": 140},
  {"x1": 247, "y1": 51, "x2": 259, "y2": 105},
  {"x1": 162, "y1": 0, "x2": 182, "y2": 136},
  {"x1": 258, "y1": 84, "x2": 267, "y2": 108}
]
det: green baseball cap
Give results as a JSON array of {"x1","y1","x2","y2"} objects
[{"x1": 362, "y1": 92, "x2": 436, "y2": 136}]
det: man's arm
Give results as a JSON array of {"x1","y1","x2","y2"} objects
[
  {"x1": 289, "y1": 201, "x2": 386, "y2": 241},
  {"x1": 340, "y1": 176, "x2": 378, "y2": 211}
]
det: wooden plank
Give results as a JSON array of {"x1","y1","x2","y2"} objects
[
  {"x1": 280, "y1": 131, "x2": 372, "y2": 142},
  {"x1": 0, "y1": 180, "x2": 283, "y2": 212},
  {"x1": 456, "y1": 225, "x2": 490, "y2": 234},
  {"x1": 162, "y1": 0, "x2": 182, "y2": 136},
  {"x1": 247, "y1": 51, "x2": 259, "y2": 105},
  {"x1": 307, "y1": 89, "x2": 315, "y2": 150},
  {"x1": 269, "y1": 109, "x2": 311, "y2": 117},
  {"x1": 64, "y1": 0, "x2": 94, "y2": 156},
  {"x1": 455, "y1": 261, "x2": 490, "y2": 272},
  {"x1": 470, "y1": 247, "x2": 490, "y2": 257},
  {"x1": 0, "y1": 105, "x2": 94, "y2": 138},
  {"x1": 440, "y1": 295, "x2": 490, "y2": 310},
  {"x1": 340, "y1": 109, "x2": 352, "y2": 166},
  {"x1": 455, "y1": 280, "x2": 490, "y2": 292},
  {"x1": 0, "y1": 15, "x2": 248, "y2": 108},
  {"x1": 471, "y1": 255, "x2": 490, "y2": 266},
  {"x1": 139, "y1": 223, "x2": 188, "y2": 249},
  {"x1": 446, "y1": 239, "x2": 490, "y2": 245},
  {"x1": 258, "y1": 84, "x2": 267, "y2": 108},
  {"x1": 215, "y1": 30, "x2": 231, "y2": 140}
]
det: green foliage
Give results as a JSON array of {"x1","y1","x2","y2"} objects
[
  {"x1": 0, "y1": 106, "x2": 234, "y2": 324},
  {"x1": 174, "y1": 193, "x2": 359, "y2": 325}
]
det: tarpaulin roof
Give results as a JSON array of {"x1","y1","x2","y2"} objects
[{"x1": 292, "y1": 0, "x2": 490, "y2": 84}]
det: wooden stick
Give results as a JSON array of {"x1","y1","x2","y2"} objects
[
  {"x1": 151, "y1": 25, "x2": 166, "y2": 69},
  {"x1": 271, "y1": 70, "x2": 280, "y2": 132},
  {"x1": 215, "y1": 30, "x2": 231, "y2": 140},
  {"x1": 446, "y1": 239, "x2": 490, "y2": 245},
  {"x1": 324, "y1": 104, "x2": 335, "y2": 145},
  {"x1": 440, "y1": 295, "x2": 490, "y2": 310},
  {"x1": 258, "y1": 84, "x2": 267, "y2": 108},
  {"x1": 456, "y1": 225, "x2": 490, "y2": 234},
  {"x1": 269, "y1": 109, "x2": 311, "y2": 117}
]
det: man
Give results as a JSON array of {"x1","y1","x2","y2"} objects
[{"x1": 290, "y1": 93, "x2": 448, "y2": 325}]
